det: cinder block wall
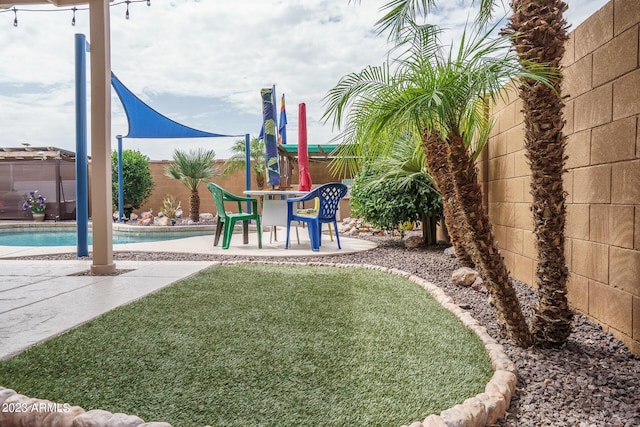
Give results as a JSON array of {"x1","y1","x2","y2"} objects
[
  {"x1": 136, "y1": 158, "x2": 346, "y2": 218},
  {"x1": 139, "y1": 160, "x2": 243, "y2": 217},
  {"x1": 485, "y1": 0, "x2": 640, "y2": 353}
]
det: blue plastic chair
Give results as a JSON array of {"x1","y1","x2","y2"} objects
[{"x1": 285, "y1": 183, "x2": 348, "y2": 252}]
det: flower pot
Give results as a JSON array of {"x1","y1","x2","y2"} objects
[{"x1": 32, "y1": 212, "x2": 45, "y2": 222}]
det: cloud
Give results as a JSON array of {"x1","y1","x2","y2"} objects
[{"x1": 0, "y1": 0, "x2": 609, "y2": 160}]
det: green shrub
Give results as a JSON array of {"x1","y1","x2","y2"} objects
[
  {"x1": 350, "y1": 165, "x2": 442, "y2": 242},
  {"x1": 111, "y1": 149, "x2": 155, "y2": 218}
]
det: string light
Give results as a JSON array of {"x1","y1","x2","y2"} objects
[{"x1": 0, "y1": 0, "x2": 151, "y2": 27}]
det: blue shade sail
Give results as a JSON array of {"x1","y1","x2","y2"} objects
[{"x1": 111, "y1": 73, "x2": 239, "y2": 139}]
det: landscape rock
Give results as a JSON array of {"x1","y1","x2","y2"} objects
[
  {"x1": 0, "y1": 387, "x2": 16, "y2": 406},
  {"x1": 72, "y1": 409, "x2": 113, "y2": 426},
  {"x1": 422, "y1": 414, "x2": 447, "y2": 426},
  {"x1": 443, "y1": 246, "x2": 457, "y2": 257},
  {"x1": 404, "y1": 235, "x2": 423, "y2": 248},
  {"x1": 72, "y1": 410, "x2": 144, "y2": 427},
  {"x1": 439, "y1": 404, "x2": 469, "y2": 427},
  {"x1": 155, "y1": 216, "x2": 171, "y2": 226},
  {"x1": 199, "y1": 213, "x2": 214, "y2": 221},
  {"x1": 0, "y1": 393, "x2": 31, "y2": 426},
  {"x1": 451, "y1": 267, "x2": 479, "y2": 286},
  {"x1": 471, "y1": 276, "x2": 487, "y2": 292},
  {"x1": 138, "y1": 210, "x2": 154, "y2": 226},
  {"x1": 42, "y1": 405, "x2": 85, "y2": 427}
]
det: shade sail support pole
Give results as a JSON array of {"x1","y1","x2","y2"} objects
[
  {"x1": 74, "y1": 33, "x2": 89, "y2": 257},
  {"x1": 117, "y1": 135, "x2": 124, "y2": 222},
  {"x1": 245, "y1": 133, "x2": 251, "y2": 214}
]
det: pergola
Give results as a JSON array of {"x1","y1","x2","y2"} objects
[
  {"x1": 0, "y1": 146, "x2": 77, "y2": 221},
  {"x1": 0, "y1": 0, "x2": 115, "y2": 274}
]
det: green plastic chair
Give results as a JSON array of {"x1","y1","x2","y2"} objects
[{"x1": 207, "y1": 183, "x2": 262, "y2": 249}]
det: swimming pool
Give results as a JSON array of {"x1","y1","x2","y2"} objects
[{"x1": 0, "y1": 225, "x2": 215, "y2": 247}]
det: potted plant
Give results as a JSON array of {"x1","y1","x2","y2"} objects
[{"x1": 23, "y1": 190, "x2": 46, "y2": 221}]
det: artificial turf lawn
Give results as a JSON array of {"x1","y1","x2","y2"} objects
[{"x1": 0, "y1": 263, "x2": 492, "y2": 426}]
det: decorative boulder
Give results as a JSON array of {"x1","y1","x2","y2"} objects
[
  {"x1": 156, "y1": 216, "x2": 171, "y2": 226},
  {"x1": 443, "y1": 246, "x2": 457, "y2": 257},
  {"x1": 404, "y1": 235, "x2": 422, "y2": 248},
  {"x1": 452, "y1": 267, "x2": 479, "y2": 286},
  {"x1": 199, "y1": 212, "x2": 214, "y2": 221},
  {"x1": 72, "y1": 410, "x2": 144, "y2": 427},
  {"x1": 471, "y1": 276, "x2": 487, "y2": 292}
]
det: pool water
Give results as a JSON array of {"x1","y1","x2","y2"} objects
[{"x1": 0, "y1": 228, "x2": 211, "y2": 246}]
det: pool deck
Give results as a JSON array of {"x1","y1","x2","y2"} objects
[
  {"x1": 0, "y1": 222, "x2": 376, "y2": 258},
  {"x1": 0, "y1": 224, "x2": 376, "y2": 360}
]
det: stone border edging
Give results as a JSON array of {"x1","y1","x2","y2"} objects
[{"x1": 0, "y1": 261, "x2": 516, "y2": 427}]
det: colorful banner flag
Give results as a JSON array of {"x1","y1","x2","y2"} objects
[
  {"x1": 279, "y1": 94, "x2": 287, "y2": 144},
  {"x1": 261, "y1": 87, "x2": 281, "y2": 187}
]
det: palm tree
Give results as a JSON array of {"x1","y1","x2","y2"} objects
[
  {"x1": 324, "y1": 23, "x2": 549, "y2": 347},
  {"x1": 503, "y1": 0, "x2": 572, "y2": 346},
  {"x1": 369, "y1": 0, "x2": 573, "y2": 346},
  {"x1": 165, "y1": 148, "x2": 218, "y2": 222},
  {"x1": 222, "y1": 137, "x2": 266, "y2": 190}
]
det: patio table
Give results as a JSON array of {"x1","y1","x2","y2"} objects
[{"x1": 243, "y1": 190, "x2": 309, "y2": 241}]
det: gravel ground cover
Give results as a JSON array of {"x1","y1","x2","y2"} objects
[{"x1": 16, "y1": 233, "x2": 640, "y2": 426}]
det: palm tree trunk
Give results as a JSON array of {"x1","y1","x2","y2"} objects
[
  {"x1": 506, "y1": 0, "x2": 573, "y2": 346},
  {"x1": 421, "y1": 212, "x2": 437, "y2": 245},
  {"x1": 448, "y1": 132, "x2": 532, "y2": 348},
  {"x1": 256, "y1": 174, "x2": 265, "y2": 190},
  {"x1": 421, "y1": 130, "x2": 476, "y2": 268},
  {"x1": 190, "y1": 190, "x2": 200, "y2": 222}
]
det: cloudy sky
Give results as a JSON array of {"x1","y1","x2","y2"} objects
[{"x1": 0, "y1": 0, "x2": 609, "y2": 160}]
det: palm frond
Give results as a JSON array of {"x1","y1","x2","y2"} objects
[
  {"x1": 164, "y1": 148, "x2": 218, "y2": 192},
  {"x1": 324, "y1": 19, "x2": 556, "y2": 177},
  {"x1": 374, "y1": 0, "x2": 436, "y2": 41}
]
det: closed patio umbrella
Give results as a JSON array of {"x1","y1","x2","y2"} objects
[{"x1": 297, "y1": 103, "x2": 312, "y2": 191}]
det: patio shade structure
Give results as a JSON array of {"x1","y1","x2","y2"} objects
[
  {"x1": 0, "y1": 0, "x2": 115, "y2": 274},
  {"x1": 297, "y1": 103, "x2": 312, "y2": 191},
  {"x1": 277, "y1": 143, "x2": 343, "y2": 160},
  {"x1": 111, "y1": 72, "x2": 246, "y2": 222},
  {"x1": 0, "y1": 147, "x2": 77, "y2": 220}
]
